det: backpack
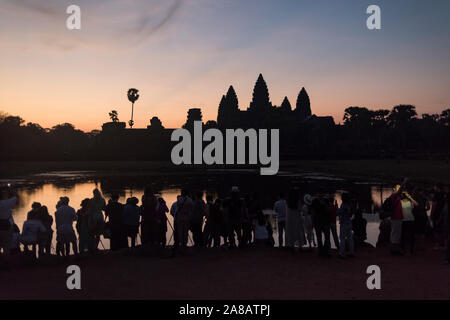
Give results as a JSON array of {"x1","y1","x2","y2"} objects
[{"x1": 380, "y1": 196, "x2": 394, "y2": 219}]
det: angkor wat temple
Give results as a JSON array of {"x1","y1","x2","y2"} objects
[
  {"x1": 218, "y1": 73, "x2": 319, "y2": 129},
  {"x1": 215, "y1": 74, "x2": 335, "y2": 155},
  {"x1": 98, "y1": 74, "x2": 336, "y2": 160}
]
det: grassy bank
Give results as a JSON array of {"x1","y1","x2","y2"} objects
[{"x1": 0, "y1": 159, "x2": 449, "y2": 184}]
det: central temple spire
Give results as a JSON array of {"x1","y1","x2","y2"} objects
[
  {"x1": 295, "y1": 87, "x2": 311, "y2": 120},
  {"x1": 249, "y1": 74, "x2": 271, "y2": 113},
  {"x1": 217, "y1": 85, "x2": 239, "y2": 129}
]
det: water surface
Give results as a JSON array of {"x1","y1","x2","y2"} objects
[{"x1": 9, "y1": 170, "x2": 398, "y2": 250}]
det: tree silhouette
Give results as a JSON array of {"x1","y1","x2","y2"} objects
[
  {"x1": 386, "y1": 105, "x2": 418, "y2": 150},
  {"x1": 388, "y1": 105, "x2": 417, "y2": 129},
  {"x1": 2, "y1": 116, "x2": 25, "y2": 127},
  {"x1": 150, "y1": 116, "x2": 164, "y2": 129},
  {"x1": 25, "y1": 122, "x2": 45, "y2": 134},
  {"x1": 109, "y1": 110, "x2": 119, "y2": 122},
  {"x1": 0, "y1": 111, "x2": 8, "y2": 123},
  {"x1": 419, "y1": 113, "x2": 440, "y2": 150},
  {"x1": 371, "y1": 109, "x2": 389, "y2": 128},
  {"x1": 127, "y1": 88, "x2": 140, "y2": 128},
  {"x1": 342, "y1": 106, "x2": 373, "y2": 148},
  {"x1": 343, "y1": 106, "x2": 372, "y2": 128},
  {"x1": 439, "y1": 109, "x2": 450, "y2": 127}
]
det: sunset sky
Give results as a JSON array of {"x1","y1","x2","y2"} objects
[{"x1": 1, "y1": 0, "x2": 449, "y2": 131}]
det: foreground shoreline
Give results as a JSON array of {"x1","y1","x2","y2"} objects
[{"x1": 1, "y1": 245, "x2": 449, "y2": 300}]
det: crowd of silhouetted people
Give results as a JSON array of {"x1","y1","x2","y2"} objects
[{"x1": 0, "y1": 178, "x2": 449, "y2": 268}]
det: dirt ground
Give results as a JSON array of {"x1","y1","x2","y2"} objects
[{"x1": 1, "y1": 245, "x2": 449, "y2": 300}]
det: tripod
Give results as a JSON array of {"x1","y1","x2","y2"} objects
[{"x1": 167, "y1": 218, "x2": 194, "y2": 246}]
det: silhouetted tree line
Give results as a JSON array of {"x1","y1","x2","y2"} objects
[
  {"x1": 0, "y1": 104, "x2": 449, "y2": 161},
  {"x1": 335, "y1": 105, "x2": 450, "y2": 159},
  {"x1": 0, "y1": 115, "x2": 96, "y2": 160}
]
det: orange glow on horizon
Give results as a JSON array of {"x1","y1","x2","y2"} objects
[{"x1": 1, "y1": 1, "x2": 449, "y2": 131}]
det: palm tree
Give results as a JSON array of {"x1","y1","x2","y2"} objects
[
  {"x1": 127, "y1": 88, "x2": 140, "y2": 128},
  {"x1": 109, "y1": 110, "x2": 119, "y2": 122}
]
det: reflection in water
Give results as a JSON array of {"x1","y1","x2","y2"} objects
[
  {"x1": 13, "y1": 182, "x2": 181, "y2": 250},
  {"x1": 11, "y1": 176, "x2": 395, "y2": 249}
]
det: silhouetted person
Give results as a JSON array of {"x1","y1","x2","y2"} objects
[
  {"x1": 412, "y1": 187, "x2": 429, "y2": 251},
  {"x1": 338, "y1": 193, "x2": 354, "y2": 258},
  {"x1": 203, "y1": 195, "x2": 214, "y2": 247},
  {"x1": 170, "y1": 196, "x2": 182, "y2": 248},
  {"x1": 273, "y1": 193, "x2": 287, "y2": 247},
  {"x1": 431, "y1": 183, "x2": 446, "y2": 250},
  {"x1": 301, "y1": 194, "x2": 315, "y2": 248},
  {"x1": 88, "y1": 189, "x2": 106, "y2": 253},
  {"x1": 312, "y1": 196, "x2": 331, "y2": 258},
  {"x1": 0, "y1": 186, "x2": 18, "y2": 264},
  {"x1": 241, "y1": 196, "x2": 252, "y2": 247},
  {"x1": 376, "y1": 218, "x2": 391, "y2": 248},
  {"x1": 401, "y1": 190, "x2": 418, "y2": 255},
  {"x1": 123, "y1": 197, "x2": 140, "y2": 248},
  {"x1": 190, "y1": 191, "x2": 205, "y2": 247},
  {"x1": 174, "y1": 189, "x2": 193, "y2": 251},
  {"x1": 388, "y1": 179, "x2": 408, "y2": 255},
  {"x1": 20, "y1": 213, "x2": 46, "y2": 258},
  {"x1": 225, "y1": 186, "x2": 245, "y2": 248},
  {"x1": 27, "y1": 202, "x2": 41, "y2": 220},
  {"x1": 443, "y1": 185, "x2": 450, "y2": 264},
  {"x1": 208, "y1": 198, "x2": 223, "y2": 247},
  {"x1": 156, "y1": 197, "x2": 169, "y2": 247},
  {"x1": 252, "y1": 211, "x2": 274, "y2": 247},
  {"x1": 10, "y1": 223, "x2": 20, "y2": 256},
  {"x1": 141, "y1": 186, "x2": 158, "y2": 245},
  {"x1": 105, "y1": 194, "x2": 127, "y2": 251},
  {"x1": 246, "y1": 193, "x2": 261, "y2": 243},
  {"x1": 285, "y1": 189, "x2": 305, "y2": 252},
  {"x1": 327, "y1": 198, "x2": 340, "y2": 250},
  {"x1": 55, "y1": 196, "x2": 78, "y2": 256},
  {"x1": 37, "y1": 205, "x2": 53, "y2": 255},
  {"x1": 352, "y1": 204, "x2": 367, "y2": 248},
  {"x1": 76, "y1": 198, "x2": 91, "y2": 254}
]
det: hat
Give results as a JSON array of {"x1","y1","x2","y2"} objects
[
  {"x1": 303, "y1": 194, "x2": 313, "y2": 206},
  {"x1": 231, "y1": 186, "x2": 240, "y2": 193}
]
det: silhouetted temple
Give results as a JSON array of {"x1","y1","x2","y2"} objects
[
  {"x1": 97, "y1": 74, "x2": 336, "y2": 159},
  {"x1": 217, "y1": 73, "x2": 327, "y2": 129},
  {"x1": 216, "y1": 74, "x2": 335, "y2": 154}
]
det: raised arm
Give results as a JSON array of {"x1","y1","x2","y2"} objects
[
  {"x1": 404, "y1": 192, "x2": 418, "y2": 207},
  {"x1": 394, "y1": 177, "x2": 409, "y2": 197}
]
